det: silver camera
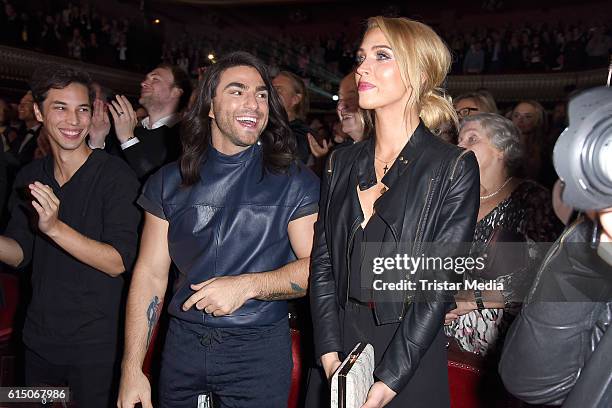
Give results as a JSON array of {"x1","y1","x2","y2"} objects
[{"x1": 553, "y1": 86, "x2": 612, "y2": 211}]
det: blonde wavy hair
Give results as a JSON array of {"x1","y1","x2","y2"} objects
[{"x1": 365, "y1": 16, "x2": 458, "y2": 132}]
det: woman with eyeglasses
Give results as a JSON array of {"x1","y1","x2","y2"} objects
[
  {"x1": 308, "y1": 16, "x2": 480, "y2": 408},
  {"x1": 445, "y1": 112, "x2": 563, "y2": 404},
  {"x1": 453, "y1": 91, "x2": 498, "y2": 120}
]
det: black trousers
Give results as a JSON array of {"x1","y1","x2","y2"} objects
[
  {"x1": 25, "y1": 347, "x2": 116, "y2": 408},
  {"x1": 159, "y1": 317, "x2": 292, "y2": 408}
]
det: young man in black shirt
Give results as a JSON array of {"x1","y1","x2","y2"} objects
[{"x1": 0, "y1": 66, "x2": 141, "y2": 407}]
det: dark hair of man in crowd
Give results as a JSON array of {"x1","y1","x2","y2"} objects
[
  {"x1": 30, "y1": 65, "x2": 95, "y2": 109},
  {"x1": 157, "y1": 63, "x2": 193, "y2": 112},
  {"x1": 180, "y1": 51, "x2": 295, "y2": 186},
  {"x1": 276, "y1": 70, "x2": 309, "y2": 120}
]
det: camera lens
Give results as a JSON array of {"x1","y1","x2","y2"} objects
[
  {"x1": 597, "y1": 135, "x2": 612, "y2": 184},
  {"x1": 554, "y1": 86, "x2": 612, "y2": 210}
]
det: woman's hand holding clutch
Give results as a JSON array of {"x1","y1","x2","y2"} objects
[
  {"x1": 322, "y1": 352, "x2": 342, "y2": 381},
  {"x1": 360, "y1": 381, "x2": 397, "y2": 408}
]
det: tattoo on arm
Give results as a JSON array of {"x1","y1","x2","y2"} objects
[
  {"x1": 261, "y1": 281, "x2": 306, "y2": 301},
  {"x1": 146, "y1": 296, "x2": 161, "y2": 348},
  {"x1": 291, "y1": 281, "x2": 306, "y2": 293}
]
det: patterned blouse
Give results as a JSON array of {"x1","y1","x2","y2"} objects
[{"x1": 445, "y1": 180, "x2": 564, "y2": 355}]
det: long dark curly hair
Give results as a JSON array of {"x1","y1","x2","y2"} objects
[{"x1": 180, "y1": 51, "x2": 296, "y2": 186}]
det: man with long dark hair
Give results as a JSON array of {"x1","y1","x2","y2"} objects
[{"x1": 118, "y1": 51, "x2": 319, "y2": 408}]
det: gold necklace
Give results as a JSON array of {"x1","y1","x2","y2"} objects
[
  {"x1": 374, "y1": 156, "x2": 395, "y2": 195},
  {"x1": 374, "y1": 156, "x2": 394, "y2": 175}
]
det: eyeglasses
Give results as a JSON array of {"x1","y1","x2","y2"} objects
[{"x1": 456, "y1": 107, "x2": 479, "y2": 118}]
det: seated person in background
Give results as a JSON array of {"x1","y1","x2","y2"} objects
[
  {"x1": 511, "y1": 100, "x2": 556, "y2": 187},
  {"x1": 272, "y1": 70, "x2": 311, "y2": 164},
  {"x1": 88, "y1": 64, "x2": 192, "y2": 179},
  {"x1": 307, "y1": 72, "x2": 369, "y2": 162},
  {"x1": 5, "y1": 91, "x2": 41, "y2": 168},
  {"x1": 445, "y1": 112, "x2": 564, "y2": 404},
  {"x1": 453, "y1": 90, "x2": 498, "y2": 121},
  {"x1": 0, "y1": 98, "x2": 18, "y2": 152},
  {"x1": 0, "y1": 65, "x2": 141, "y2": 407}
]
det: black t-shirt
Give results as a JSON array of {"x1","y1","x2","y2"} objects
[{"x1": 3, "y1": 149, "x2": 141, "y2": 364}]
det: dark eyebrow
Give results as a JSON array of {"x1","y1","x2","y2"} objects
[
  {"x1": 223, "y1": 82, "x2": 247, "y2": 91},
  {"x1": 50, "y1": 101, "x2": 91, "y2": 108},
  {"x1": 223, "y1": 83, "x2": 268, "y2": 93}
]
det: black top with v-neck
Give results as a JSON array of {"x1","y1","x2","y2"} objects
[
  {"x1": 4, "y1": 149, "x2": 141, "y2": 364},
  {"x1": 349, "y1": 214, "x2": 388, "y2": 302}
]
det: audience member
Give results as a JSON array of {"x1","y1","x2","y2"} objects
[
  {"x1": 0, "y1": 65, "x2": 141, "y2": 408},
  {"x1": 272, "y1": 70, "x2": 311, "y2": 164},
  {"x1": 454, "y1": 91, "x2": 498, "y2": 121},
  {"x1": 463, "y1": 41, "x2": 486, "y2": 74},
  {"x1": 7, "y1": 91, "x2": 41, "y2": 167},
  {"x1": 307, "y1": 71, "x2": 369, "y2": 162},
  {"x1": 88, "y1": 64, "x2": 192, "y2": 179},
  {"x1": 446, "y1": 112, "x2": 563, "y2": 405},
  {"x1": 511, "y1": 100, "x2": 557, "y2": 186}
]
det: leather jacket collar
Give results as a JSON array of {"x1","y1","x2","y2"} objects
[{"x1": 357, "y1": 121, "x2": 429, "y2": 192}]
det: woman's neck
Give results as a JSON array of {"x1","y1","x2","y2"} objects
[
  {"x1": 480, "y1": 167, "x2": 510, "y2": 197},
  {"x1": 374, "y1": 106, "x2": 420, "y2": 160}
]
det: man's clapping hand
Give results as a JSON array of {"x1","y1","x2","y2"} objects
[
  {"x1": 108, "y1": 95, "x2": 138, "y2": 143},
  {"x1": 89, "y1": 99, "x2": 111, "y2": 148}
]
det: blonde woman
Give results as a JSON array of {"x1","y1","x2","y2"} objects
[
  {"x1": 308, "y1": 16, "x2": 480, "y2": 408},
  {"x1": 453, "y1": 90, "x2": 499, "y2": 120}
]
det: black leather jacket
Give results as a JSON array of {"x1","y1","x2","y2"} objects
[
  {"x1": 499, "y1": 216, "x2": 612, "y2": 407},
  {"x1": 310, "y1": 122, "x2": 480, "y2": 392}
]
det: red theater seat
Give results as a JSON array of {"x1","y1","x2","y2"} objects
[
  {"x1": 288, "y1": 328, "x2": 302, "y2": 408},
  {"x1": 449, "y1": 360, "x2": 482, "y2": 408},
  {"x1": 0, "y1": 273, "x2": 19, "y2": 387},
  {"x1": 142, "y1": 325, "x2": 159, "y2": 380}
]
